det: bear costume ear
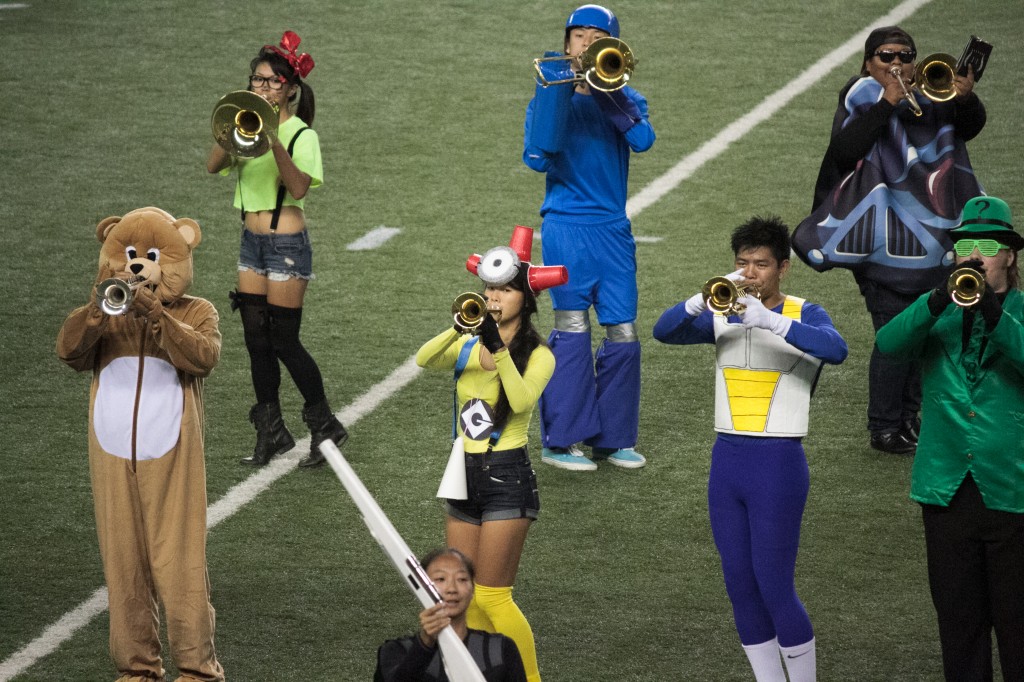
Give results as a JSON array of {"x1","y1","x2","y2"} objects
[
  {"x1": 174, "y1": 218, "x2": 202, "y2": 250},
  {"x1": 96, "y1": 216, "x2": 122, "y2": 242}
]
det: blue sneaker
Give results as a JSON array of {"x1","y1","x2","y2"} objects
[
  {"x1": 593, "y1": 447, "x2": 647, "y2": 469},
  {"x1": 541, "y1": 445, "x2": 597, "y2": 471}
]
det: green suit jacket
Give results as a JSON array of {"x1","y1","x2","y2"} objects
[{"x1": 876, "y1": 289, "x2": 1024, "y2": 513}]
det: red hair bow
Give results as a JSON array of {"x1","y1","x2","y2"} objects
[{"x1": 266, "y1": 30, "x2": 315, "y2": 79}]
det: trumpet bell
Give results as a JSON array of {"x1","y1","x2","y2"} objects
[
  {"x1": 212, "y1": 90, "x2": 280, "y2": 158},
  {"x1": 916, "y1": 53, "x2": 958, "y2": 103},
  {"x1": 532, "y1": 37, "x2": 636, "y2": 91},
  {"x1": 452, "y1": 292, "x2": 488, "y2": 330},
  {"x1": 947, "y1": 267, "x2": 985, "y2": 307},
  {"x1": 96, "y1": 277, "x2": 142, "y2": 316},
  {"x1": 702, "y1": 276, "x2": 759, "y2": 316},
  {"x1": 581, "y1": 37, "x2": 635, "y2": 91}
]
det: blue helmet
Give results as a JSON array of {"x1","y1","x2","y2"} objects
[{"x1": 565, "y1": 4, "x2": 620, "y2": 39}]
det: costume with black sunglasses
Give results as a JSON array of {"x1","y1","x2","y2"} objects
[{"x1": 792, "y1": 25, "x2": 987, "y2": 455}]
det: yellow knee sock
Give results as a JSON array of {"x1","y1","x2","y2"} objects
[
  {"x1": 465, "y1": 594, "x2": 494, "y2": 631},
  {"x1": 471, "y1": 583, "x2": 540, "y2": 682}
]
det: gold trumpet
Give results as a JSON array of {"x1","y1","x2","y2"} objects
[
  {"x1": 211, "y1": 90, "x2": 279, "y2": 158},
  {"x1": 947, "y1": 267, "x2": 985, "y2": 307},
  {"x1": 96, "y1": 276, "x2": 146, "y2": 316},
  {"x1": 890, "y1": 52, "x2": 958, "y2": 117},
  {"x1": 452, "y1": 292, "x2": 488, "y2": 331},
  {"x1": 533, "y1": 37, "x2": 636, "y2": 92},
  {"x1": 702, "y1": 276, "x2": 760, "y2": 316}
]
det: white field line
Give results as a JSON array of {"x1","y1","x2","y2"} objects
[
  {"x1": 0, "y1": 4, "x2": 30, "y2": 9},
  {"x1": 0, "y1": 357, "x2": 422, "y2": 681},
  {"x1": 0, "y1": 0, "x2": 932, "y2": 677},
  {"x1": 626, "y1": 0, "x2": 934, "y2": 220},
  {"x1": 346, "y1": 226, "x2": 402, "y2": 251}
]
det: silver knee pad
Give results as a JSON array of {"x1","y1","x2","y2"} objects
[
  {"x1": 604, "y1": 322, "x2": 638, "y2": 343},
  {"x1": 553, "y1": 310, "x2": 591, "y2": 333}
]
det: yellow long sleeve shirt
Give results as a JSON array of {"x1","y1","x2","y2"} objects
[{"x1": 416, "y1": 329, "x2": 555, "y2": 453}]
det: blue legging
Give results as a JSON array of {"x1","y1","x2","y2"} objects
[{"x1": 708, "y1": 434, "x2": 814, "y2": 647}]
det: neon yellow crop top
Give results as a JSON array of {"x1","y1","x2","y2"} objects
[{"x1": 221, "y1": 115, "x2": 323, "y2": 212}]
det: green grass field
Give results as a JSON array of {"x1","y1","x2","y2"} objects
[{"x1": 2, "y1": 0, "x2": 1023, "y2": 679}]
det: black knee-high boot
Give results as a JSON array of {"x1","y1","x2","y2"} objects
[
  {"x1": 242, "y1": 402, "x2": 296, "y2": 466},
  {"x1": 232, "y1": 291, "x2": 293, "y2": 465},
  {"x1": 299, "y1": 399, "x2": 349, "y2": 468}
]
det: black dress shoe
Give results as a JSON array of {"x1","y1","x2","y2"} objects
[{"x1": 870, "y1": 431, "x2": 917, "y2": 455}]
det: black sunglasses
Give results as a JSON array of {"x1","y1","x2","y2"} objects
[{"x1": 874, "y1": 49, "x2": 916, "y2": 64}]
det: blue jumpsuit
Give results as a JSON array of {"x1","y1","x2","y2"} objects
[{"x1": 523, "y1": 81, "x2": 654, "y2": 449}]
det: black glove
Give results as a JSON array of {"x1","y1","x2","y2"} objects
[
  {"x1": 477, "y1": 314, "x2": 505, "y2": 354},
  {"x1": 978, "y1": 288, "x2": 1004, "y2": 331},
  {"x1": 926, "y1": 286, "x2": 952, "y2": 317}
]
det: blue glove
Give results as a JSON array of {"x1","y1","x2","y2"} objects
[
  {"x1": 528, "y1": 53, "x2": 574, "y2": 153},
  {"x1": 739, "y1": 296, "x2": 792, "y2": 337},
  {"x1": 592, "y1": 88, "x2": 642, "y2": 133},
  {"x1": 535, "y1": 52, "x2": 575, "y2": 85}
]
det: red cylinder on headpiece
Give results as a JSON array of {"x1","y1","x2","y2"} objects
[
  {"x1": 528, "y1": 265, "x2": 569, "y2": 292},
  {"x1": 509, "y1": 225, "x2": 535, "y2": 262},
  {"x1": 466, "y1": 253, "x2": 482, "y2": 276}
]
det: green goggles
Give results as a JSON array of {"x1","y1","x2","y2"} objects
[{"x1": 953, "y1": 238, "x2": 1009, "y2": 257}]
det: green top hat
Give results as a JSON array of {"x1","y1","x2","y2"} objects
[{"x1": 950, "y1": 196, "x2": 1024, "y2": 251}]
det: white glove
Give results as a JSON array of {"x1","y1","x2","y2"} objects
[
  {"x1": 739, "y1": 295, "x2": 792, "y2": 336},
  {"x1": 684, "y1": 292, "x2": 707, "y2": 316},
  {"x1": 724, "y1": 268, "x2": 747, "y2": 283}
]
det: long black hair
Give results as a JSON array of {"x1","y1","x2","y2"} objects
[
  {"x1": 249, "y1": 49, "x2": 316, "y2": 127},
  {"x1": 490, "y1": 266, "x2": 545, "y2": 432}
]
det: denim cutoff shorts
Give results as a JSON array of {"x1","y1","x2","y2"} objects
[
  {"x1": 445, "y1": 447, "x2": 540, "y2": 524},
  {"x1": 238, "y1": 227, "x2": 314, "y2": 281}
]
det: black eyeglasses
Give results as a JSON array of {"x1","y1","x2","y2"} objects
[
  {"x1": 249, "y1": 74, "x2": 286, "y2": 90},
  {"x1": 874, "y1": 50, "x2": 916, "y2": 64}
]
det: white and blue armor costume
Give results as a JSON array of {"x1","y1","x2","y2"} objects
[
  {"x1": 654, "y1": 297, "x2": 847, "y2": 650},
  {"x1": 523, "y1": 7, "x2": 655, "y2": 451}
]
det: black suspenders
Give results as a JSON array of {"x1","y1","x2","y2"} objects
[{"x1": 240, "y1": 125, "x2": 309, "y2": 231}]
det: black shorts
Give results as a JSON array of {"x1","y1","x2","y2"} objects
[{"x1": 446, "y1": 448, "x2": 540, "y2": 524}]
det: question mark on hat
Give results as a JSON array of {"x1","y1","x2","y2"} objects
[{"x1": 976, "y1": 199, "x2": 991, "y2": 215}]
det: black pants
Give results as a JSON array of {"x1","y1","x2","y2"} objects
[
  {"x1": 921, "y1": 475, "x2": 1024, "y2": 682},
  {"x1": 857, "y1": 276, "x2": 922, "y2": 433}
]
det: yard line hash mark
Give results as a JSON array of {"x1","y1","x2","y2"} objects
[{"x1": 346, "y1": 226, "x2": 402, "y2": 251}]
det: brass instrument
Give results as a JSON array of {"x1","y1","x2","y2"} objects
[
  {"x1": 947, "y1": 267, "x2": 985, "y2": 307},
  {"x1": 702, "y1": 276, "x2": 760, "y2": 316},
  {"x1": 890, "y1": 52, "x2": 957, "y2": 118},
  {"x1": 96, "y1": 276, "x2": 146, "y2": 316},
  {"x1": 211, "y1": 90, "x2": 279, "y2": 158},
  {"x1": 533, "y1": 37, "x2": 636, "y2": 92},
  {"x1": 452, "y1": 292, "x2": 488, "y2": 331}
]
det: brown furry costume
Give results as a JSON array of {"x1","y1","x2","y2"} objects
[{"x1": 56, "y1": 207, "x2": 224, "y2": 681}]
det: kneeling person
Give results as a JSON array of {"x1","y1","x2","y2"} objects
[{"x1": 375, "y1": 548, "x2": 526, "y2": 682}]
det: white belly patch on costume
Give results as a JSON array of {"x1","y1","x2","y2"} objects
[{"x1": 94, "y1": 356, "x2": 183, "y2": 460}]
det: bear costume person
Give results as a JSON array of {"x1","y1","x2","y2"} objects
[{"x1": 56, "y1": 207, "x2": 225, "y2": 681}]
